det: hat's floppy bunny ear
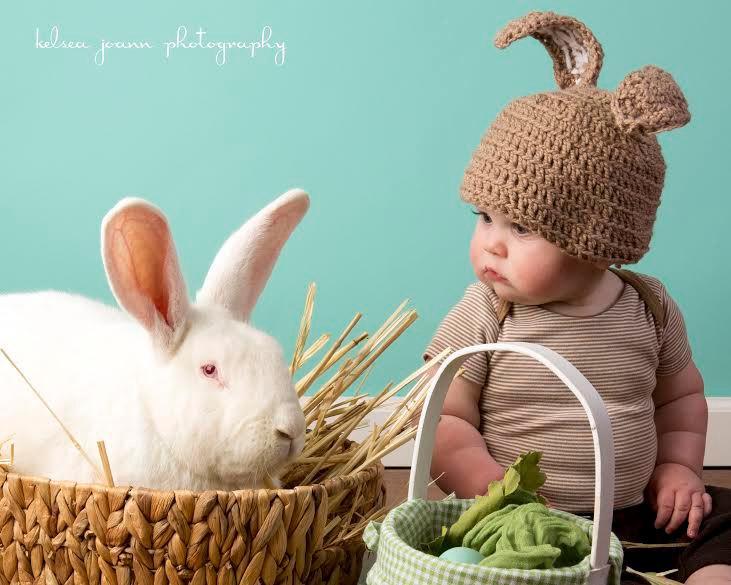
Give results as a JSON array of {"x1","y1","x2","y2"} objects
[
  {"x1": 102, "y1": 198, "x2": 190, "y2": 353},
  {"x1": 196, "y1": 189, "x2": 309, "y2": 322},
  {"x1": 611, "y1": 65, "x2": 690, "y2": 135},
  {"x1": 495, "y1": 11, "x2": 604, "y2": 89}
]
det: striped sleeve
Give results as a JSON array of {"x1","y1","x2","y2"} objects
[
  {"x1": 422, "y1": 283, "x2": 496, "y2": 386},
  {"x1": 656, "y1": 283, "x2": 693, "y2": 377}
]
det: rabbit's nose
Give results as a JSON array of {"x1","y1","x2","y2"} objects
[
  {"x1": 273, "y1": 406, "x2": 306, "y2": 440},
  {"x1": 275, "y1": 426, "x2": 305, "y2": 458},
  {"x1": 275, "y1": 428, "x2": 296, "y2": 441}
]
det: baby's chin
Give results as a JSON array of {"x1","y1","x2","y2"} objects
[
  {"x1": 482, "y1": 279, "x2": 542, "y2": 306},
  {"x1": 480, "y1": 275, "x2": 511, "y2": 295}
]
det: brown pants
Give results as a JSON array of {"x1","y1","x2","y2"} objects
[{"x1": 592, "y1": 485, "x2": 731, "y2": 583}]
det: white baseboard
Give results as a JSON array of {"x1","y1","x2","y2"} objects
[
  {"x1": 705, "y1": 397, "x2": 731, "y2": 466},
  {"x1": 350, "y1": 397, "x2": 731, "y2": 468}
]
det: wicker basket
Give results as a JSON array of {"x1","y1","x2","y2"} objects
[{"x1": 0, "y1": 449, "x2": 385, "y2": 585}]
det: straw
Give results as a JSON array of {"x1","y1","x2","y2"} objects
[
  {"x1": 282, "y1": 286, "x2": 445, "y2": 489},
  {"x1": 248, "y1": 285, "x2": 430, "y2": 487},
  {"x1": 289, "y1": 283, "x2": 317, "y2": 375},
  {"x1": 621, "y1": 541, "x2": 689, "y2": 549},
  {"x1": 96, "y1": 441, "x2": 115, "y2": 487},
  {"x1": 626, "y1": 567, "x2": 681, "y2": 584}
]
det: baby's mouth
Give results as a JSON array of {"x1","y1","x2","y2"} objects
[{"x1": 484, "y1": 267, "x2": 506, "y2": 282}]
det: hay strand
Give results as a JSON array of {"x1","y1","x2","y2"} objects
[
  {"x1": 96, "y1": 441, "x2": 115, "y2": 487},
  {"x1": 289, "y1": 282, "x2": 317, "y2": 375},
  {"x1": 283, "y1": 287, "x2": 442, "y2": 491},
  {"x1": 621, "y1": 541, "x2": 690, "y2": 550},
  {"x1": 626, "y1": 567, "x2": 681, "y2": 584}
]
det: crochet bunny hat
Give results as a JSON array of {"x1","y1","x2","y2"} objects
[{"x1": 461, "y1": 12, "x2": 690, "y2": 265}]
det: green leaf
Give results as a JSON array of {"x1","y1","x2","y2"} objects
[
  {"x1": 421, "y1": 526, "x2": 447, "y2": 556},
  {"x1": 438, "y1": 451, "x2": 546, "y2": 552},
  {"x1": 502, "y1": 467, "x2": 520, "y2": 495},
  {"x1": 505, "y1": 487, "x2": 540, "y2": 506},
  {"x1": 511, "y1": 451, "x2": 546, "y2": 492},
  {"x1": 443, "y1": 480, "x2": 506, "y2": 549}
]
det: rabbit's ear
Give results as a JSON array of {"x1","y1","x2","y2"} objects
[
  {"x1": 102, "y1": 198, "x2": 190, "y2": 353},
  {"x1": 196, "y1": 189, "x2": 309, "y2": 322}
]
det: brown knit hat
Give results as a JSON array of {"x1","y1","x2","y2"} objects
[{"x1": 461, "y1": 11, "x2": 691, "y2": 265}]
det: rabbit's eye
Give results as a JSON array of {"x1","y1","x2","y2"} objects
[{"x1": 201, "y1": 364, "x2": 217, "y2": 378}]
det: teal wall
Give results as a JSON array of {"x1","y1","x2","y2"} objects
[{"x1": 2, "y1": 1, "x2": 729, "y2": 396}]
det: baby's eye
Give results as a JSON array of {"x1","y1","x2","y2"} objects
[
  {"x1": 512, "y1": 223, "x2": 530, "y2": 236},
  {"x1": 471, "y1": 210, "x2": 492, "y2": 224}
]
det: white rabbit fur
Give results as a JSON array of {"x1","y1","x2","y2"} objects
[{"x1": 0, "y1": 189, "x2": 309, "y2": 491}]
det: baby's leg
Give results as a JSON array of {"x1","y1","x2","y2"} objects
[{"x1": 684, "y1": 564, "x2": 731, "y2": 584}]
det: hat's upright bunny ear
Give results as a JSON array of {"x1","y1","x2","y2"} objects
[
  {"x1": 611, "y1": 65, "x2": 691, "y2": 135},
  {"x1": 196, "y1": 189, "x2": 309, "y2": 322},
  {"x1": 102, "y1": 198, "x2": 190, "y2": 354},
  {"x1": 495, "y1": 11, "x2": 604, "y2": 89}
]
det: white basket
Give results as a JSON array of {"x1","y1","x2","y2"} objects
[{"x1": 407, "y1": 342, "x2": 616, "y2": 585}]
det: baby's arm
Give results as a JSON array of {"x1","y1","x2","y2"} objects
[
  {"x1": 654, "y1": 358, "x2": 707, "y2": 474},
  {"x1": 649, "y1": 358, "x2": 711, "y2": 537},
  {"x1": 430, "y1": 366, "x2": 505, "y2": 498}
]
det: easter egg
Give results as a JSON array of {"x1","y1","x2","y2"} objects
[{"x1": 438, "y1": 546, "x2": 484, "y2": 564}]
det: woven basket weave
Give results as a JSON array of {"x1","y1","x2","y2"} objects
[{"x1": 0, "y1": 452, "x2": 384, "y2": 585}]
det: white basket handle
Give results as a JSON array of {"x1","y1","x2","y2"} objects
[{"x1": 407, "y1": 342, "x2": 614, "y2": 584}]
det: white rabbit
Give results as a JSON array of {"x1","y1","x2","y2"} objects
[{"x1": 0, "y1": 189, "x2": 308, "y2": 491}]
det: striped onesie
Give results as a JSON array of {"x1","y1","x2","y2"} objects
[{"x1": 424, "y1": 271, "x2": 691, "y2": 511}]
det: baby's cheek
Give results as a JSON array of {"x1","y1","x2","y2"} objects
[
  {"x1": 517, "y1": 257, "x2": 562, "y2": 295},
  {"x1": 468, "y1": 239, "x2": 483, "y2": 272}
]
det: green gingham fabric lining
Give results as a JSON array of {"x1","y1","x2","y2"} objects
[{"x1": 363, "y1": 499, "x2": 623, "y2": 585}]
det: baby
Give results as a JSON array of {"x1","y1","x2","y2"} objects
[{"x1": 423, "y1": 12, "x2": 731, "y2": 585}]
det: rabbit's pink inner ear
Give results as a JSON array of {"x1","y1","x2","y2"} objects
[{"x1": 105, "y1": 208, "x2": 187, "y2": 336}]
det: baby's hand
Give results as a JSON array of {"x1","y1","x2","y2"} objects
[{"x1": 646, "y1": 463, "x2": 712, "y2": 538}]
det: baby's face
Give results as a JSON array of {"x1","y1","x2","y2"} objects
[{"x1": 469, "y1": 207, "x2": 605, "y2": 305}]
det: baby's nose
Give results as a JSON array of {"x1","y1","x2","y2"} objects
[{"x1": 485, "y1": 237, "x2": 507, "y2": 257}]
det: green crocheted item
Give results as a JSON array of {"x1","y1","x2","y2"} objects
[
  {"x1": 436, "y1": 451, "x2": 547, "y2": 552},
  {"x1": 464, "y1": 502, "x2": 591, "y2": 570},
  {"x1": 423, "y1": 452, "x2": 592, "y2": 570}
]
